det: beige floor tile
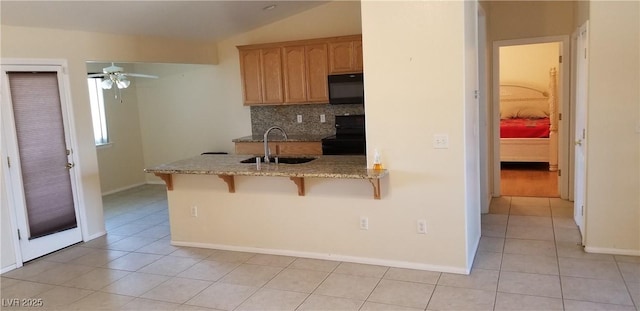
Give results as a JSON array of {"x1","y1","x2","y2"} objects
[
  {"x1": 556, "y1": 241, "x2": 615, "y2": 261},
  {"x1": 36, "y1": 286, "x2": 94, "y2": 308},
  {"x1": 135, "y1": 239, "x2": 180, "y2": 255},
  {"x1": 41, "y1": 246, "x2": 95, "y2": 263},
  {"x1": 63, "y1": 268, "x2": 130, "y2": 290},
  {"x1": 508, "y1": 215, "x2": 552, "y2": 228},
  {"x1": 170, "y1": 247, "x2": 218, "y2": 259},
  {"x1": 498, "y1": 271, "x2": 561, "y2": 298},
  {"x1": 495, "y1": 292, "x2": 563, "y2": 310},
  {"x1": 563, "y1": 299, "x2": 637, "y2": 311},
  {"x1": 550, "y1": 205, "x2": 574, "y2": 218},
  {"x1": 438, "y1": 268, "x2": 499, "y2": 290},
  {"x1": 121, "y1": 297, "x2": 180, "y2": 310},
  {"x1": 174, "y1": 304, "x2": 222, "y2": 310},
  {"x1": 510, "y1": 205, "x2": 552, "y2": 217},
  {"x1": 236, "y1": 288, "x2": 308, "y2": 311},
  {"x1": 134, "y1": 225, "x2": 171, "y2": 239},
  {"x1": 427, "y1": 285, "x2": 495, "y2": 310},
  {"x1": 549, "y1": 198, "x2": 573, "y2": 209},
  {"x1": 511, "y1": 197, "x2": 549, "y2": 208},
  {"x1": 219, "y1": 263, "x2": 282, "y2": 287},
  {"x1": 626, "y1": 281, "x2": 640, "y2": 307},
  {"x1": 383, "y1": 267, "x2": 441, "y2": 284},
  {"x1": 101, "y1": 272, "x2": 169, "y2": 297},
  {"x1": 360, "y1": 301, "x2": 423, "y2": 311},
  {"x1": 289, "y1": 258, "x2": 340, "y2": 272},
  {"x1": 481, "y1": 223, "x2": 507, "y2": 238},
  {"x1": 367, "y1": 279, "x2": 434, "y2": 309},
  {"x1": 138, "y1": 255, "x2": 201, "y2": 276},
  {"x1": 333, "y1": 262, "x2": 388, "y2": 278},
  {"x1": 22, "y1": 263, "x2": 94, "y2": 285},
  {"x1": 0, "y1": 277, "x2": 21, "y2": 289},
  {"x1": 67, "y1": 291, "x2": 134, "y2": 310},
  {"x1": 0, "y1": 280, "x2": 55, "y2": 299},
  {"x1": 105, "y1": 236, "x2": 159, "y2": 252},
  {"x1": 501, "y1": 253, "x2": 559, "y2": 275},
  {"x1": 265, "y1": 268, "x2": 329, "y2": 293},
  {"x1": 185, "y1": 282, "x2": 258, "y2": 310},
  {"x1": 206, "y1": 250, "x2": 255, "y2": 263},
  {"x1": 481, "y1": 213, "x2": 509, "y2": 225},
  {"x1": 104, "y1": 252, "x2": 163, "y2": 272},
  {"x1": 141, "y1": 277, "x2": 212, "y2": 304},
  {"x1": 472, "y1": 251, "x2": 502, "y2": 270},
  {"x1": 80, "y1": 234, "x2": 127, "y2": 249},
  {"x1": 506, "y1": 225, "x2": 554, "y2": 241},
  {"x1": 618, "y1": 262, "x2": 640, "y2": 283},
  {"x1": 314, "y1": 273, "x2": 380, "y2": 300},
  {"x1": 297, "y1": 294, "x2": 363, "y2": 311},
  {"x1": 559, "y1": 257, "x2": 623, "y2": 281},
  {"x1": 504, "y1": 238, "x2": 556, "y2": 257},
  {"x1": 552, "y1": 217, "x2": 578, "y2": 229},
  {"x1": 246, "y1": 254, "x2": 296, "y2": 267},
  {"x1": 108, "y1": 223, "x2": 152, "y2": 236},
  {"x1": 177, "y1": 260, "x2": 240, "y2": 282},
  {"x1": 478, "y1": 236, "x2": 505, "y2": 253},
  {"x1": 554, "y1": 227, "x2": 582, "y2": 243},
  {"x1": 2, "y1": 260, "x2": 62, "y2": 281},
  {"x1": 70, "y1": 249, "x2": 129, "y2": 267},
  {"x1": 561, "y1": 276, "x2": 633, "y2": 305},
  {"x1": 615, "y1": 255, "x2": 640, "y2": 264},
  {"x1": 489, "y1": 197, "x2": 511, "y2": 215}
]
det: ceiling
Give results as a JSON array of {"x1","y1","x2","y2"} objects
[{"x1": 1, "y1": 1, "x2": 327, "y2": 41}]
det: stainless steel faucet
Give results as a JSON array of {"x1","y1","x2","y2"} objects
[{"x1": 263, "y1": 126, "x2": 288, "y2": 163}]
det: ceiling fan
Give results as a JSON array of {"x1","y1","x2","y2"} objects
[{"x1": 88, "y1": 63, "x2": 158, "y2": 89}]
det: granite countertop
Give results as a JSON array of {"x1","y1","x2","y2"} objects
[
  {"x1": 232, "y1": 134, "x2": 327, "y2": 143},
  {"x1": 145, "y1": 154, "x2": 388, "y2": 179}
]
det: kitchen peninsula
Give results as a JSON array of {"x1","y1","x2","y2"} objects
[{"x1": 145, "y1": 154, "x2": 388, "y2": 199}]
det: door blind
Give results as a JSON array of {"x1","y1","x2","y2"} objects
[{"x1": 8, "y1": 72, "x2": 77, "y2": 239}]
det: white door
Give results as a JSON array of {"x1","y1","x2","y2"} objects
[
  {"x1": 573, "y1": 22, "x2": 589, "y2": 238},
  {"x1": 1, "y1": 64, "x2": 82, "y2": 262}
]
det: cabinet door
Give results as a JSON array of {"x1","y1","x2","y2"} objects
[
  {"x1": 329, "y1": 41, "x2": 354, "y2": 74},
  {"x1": 353, "y1": 40, "x2": 363, "y2": 71},
  {"x1": 260, "y1": 48, "x2": 284, "y2": 104},
  {"x1": 305, "y1": 44, "x2": 329, "y2": 103},
  {"x1": 282, "y1": 46, "x2": 307, "y2": 103},
  {"x1": 239, "y1": 49, "x2": 263, "y2": 104}
]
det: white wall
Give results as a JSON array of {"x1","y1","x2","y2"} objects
[
  {"x1": 0, "y1": 25, "x2": 216, "y2": 268},
  {"x1": 500, "y1": 42, "x2": 560, "y2": 91},
  {"x1": 584, "y1": 1, "x2": 640, "y2": 254}
]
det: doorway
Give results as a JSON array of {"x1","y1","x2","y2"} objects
[
  {"x1": 492, "y1": 36, "x2": 571, "y2": 199},
  {"x1": 1, "y1": 61, "x2": 83, "y2": 264}
]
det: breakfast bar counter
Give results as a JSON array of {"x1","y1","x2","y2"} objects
[{"x1": 145, "y1": 154, "x2": 388, "y2": 199}]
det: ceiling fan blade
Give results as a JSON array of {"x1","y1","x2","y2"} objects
[
  {"x1": 123, "y1": 73, "x2": 159, "y2": 79},
  {"x1": 88, "y1": 73, "x2": 107, "y2": 78}
]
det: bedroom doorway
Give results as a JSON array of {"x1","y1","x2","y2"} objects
[{"x1": 492, "y1": 36, "x2": 571, "y2": 199}]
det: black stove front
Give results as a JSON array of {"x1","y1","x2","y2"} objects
[{"x1": 322, "y1": 115, "x2": 366, "y2": 155}]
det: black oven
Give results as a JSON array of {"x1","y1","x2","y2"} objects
[
  {"x1": 328, "y1": 73, "x2": 364, "y2": 105},
  {"x1": 322, "y1": 115, "x2": 366, "y2": 155}
]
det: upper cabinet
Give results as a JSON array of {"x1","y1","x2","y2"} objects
[
  {"x1": 328, "y1": 39, "x2": 363, "y2": 74},
  {"x1": 238, "y1": 35, "x2": 362, "y2": 106}
]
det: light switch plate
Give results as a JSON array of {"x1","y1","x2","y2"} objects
[{"x1": 433, "y1": 134, "x2": 449, "y2": 149}]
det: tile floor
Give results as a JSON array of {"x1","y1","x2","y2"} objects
[{"x1": 1, "y1": 185, "x2": 639, "y2": 310}]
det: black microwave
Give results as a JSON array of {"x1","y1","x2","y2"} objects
[{"x1": 328, "y1": 73, "x2": 364, "y2": 105}]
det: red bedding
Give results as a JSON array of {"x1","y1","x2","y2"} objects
[{"x1": 500, "y1": 117, "x2": 550, "y2": 138}]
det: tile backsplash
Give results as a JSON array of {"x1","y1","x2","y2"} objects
[{"x1": 251, "y1": 104, "x2": 365, "y2": 137}]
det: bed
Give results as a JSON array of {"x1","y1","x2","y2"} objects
[{"x1": 500, "y1": 68, "x2": 558, "y2": 171}]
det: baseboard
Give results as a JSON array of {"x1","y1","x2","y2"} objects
[
  {"x1": 171, "y1": 240, "x2": 468, "y2": 274},
  {"x1": 584, "y1": 246, "x2": 640, "y2": 257},
  {"x1": 1, "y1": 264, "x2": 17, "y2": 274},
  {"x1": 101, "y1": 182, "x2": 147, "y2": 196}
]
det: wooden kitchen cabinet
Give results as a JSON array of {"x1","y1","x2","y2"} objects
[
  {"x1": 282, "y1": 46, "x2": 308, "y2": 103},
  {"x1": 329, "y1": 39, "x2": 363, "y2": 74},
  {"x1": 305, "y1": 44, "x2": 329, "y2": 103},
  {"x1": 238, "y1": 47, "x2": 283, "y2": 105},
  {"x1": 235, "y1": 141, "x2": 322, "y2": 156}
]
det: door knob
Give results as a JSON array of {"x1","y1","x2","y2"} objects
[
  {"x1": 65, "y1": 163, "x2": 75, "y2": 169},
  {"x1": 575, "y1": 139, "x2": 582, "y2": 146}
]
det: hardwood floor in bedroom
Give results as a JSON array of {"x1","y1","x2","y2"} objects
[{"x1": 501, "y1": 162, "x2": 559, "y2": 197}]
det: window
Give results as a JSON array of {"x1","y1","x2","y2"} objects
[{"x1": 87, "y1": 77, "x2": 109, "y2": 146}]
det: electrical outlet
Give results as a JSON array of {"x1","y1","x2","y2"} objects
[
  {"x1": 433, "y1": 134, "x2": 449, "y2": 149},
  {"x1": 191, "y1": 205, "x2": 198, "y2": 217},
  {"x1": 320, "y1": 114, "x2": 326, "y2": 123},
  {"x1": 417, "y1": 219, "x2": 427, "y2": 234},
  {"x1": 297, "y1": 115, "x2": 303, "y2": 123},
  {"x1": 360, "y1": 216, "x2": 369, "y2": 230}
]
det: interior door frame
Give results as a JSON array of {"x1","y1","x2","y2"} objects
[
  {"x1": 1, "y1": 58, "x2": 87, "y2": 267},
  {"x1": 491, "y1": 35, "x2": 571, "y2": 199}
]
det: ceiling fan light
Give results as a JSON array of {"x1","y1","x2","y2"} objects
[
  {"x1": 116, "y1": 78, "x2": 130, "y2": 89},
  {"x1": 101, "y1": 78, "x2": 113, "y2": 89}
]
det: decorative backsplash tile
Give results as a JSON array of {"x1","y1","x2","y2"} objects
[{"x1": 251, "y1": 104, "x2": 365, "y2": 137}]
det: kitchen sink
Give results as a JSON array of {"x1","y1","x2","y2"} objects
[{"x1": 240, "y1": 156, "x2": 316, "y2": 164}]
